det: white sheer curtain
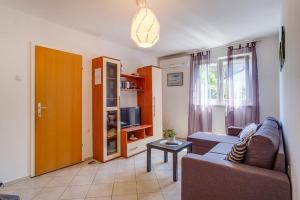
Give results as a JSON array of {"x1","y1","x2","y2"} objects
[
  {"x1": 188, "y1": 51, "x2": 212, "y2": 134},
  {"x1": 225, "y1": 43, "x2": 259, "y2": 130}
]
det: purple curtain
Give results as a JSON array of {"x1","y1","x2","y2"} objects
[
  {"x1": 225, "y1": 42, "x2": 259, "y2": 131},
  {"x1": 188, "y1": 51, "x2": 212, "y2": 135}
]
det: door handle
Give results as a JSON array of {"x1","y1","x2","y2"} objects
[{"x1": 37, "y1": 102, "x2": 48, "y2": 118}]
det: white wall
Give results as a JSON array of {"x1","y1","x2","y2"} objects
[
  {"x1": 281, "y1": 0, "x2": 300, "y2": 198},
  {"x1": 160, "y1": 34, "x2": 280, "y2": 137},
  {"x1": 257, "y1": 36, "x2": 280, "y2": 120},
  {"x1": 160, "y1": 56, "x2": 190, "y2": 139},
  {"x1": 0, "y1": 5, "x2": 156, "y2": 183}
]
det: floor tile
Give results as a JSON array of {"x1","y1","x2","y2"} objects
[
  {"x1": 112, "y1": 194, "x2": 137, "y2": 200},
  {"x1": 86, "y1": 197, "x2": 111, "y2": 200},
  {"x1": 137, "y1": 180, "x2": 160, "y2": 194},
  {"x1": 97, "y1": 166, "x2": 117, "y2": 175},
  {"x1": 78, "y1": 165, "x2": 99, "y2": 176},
  {"x1": 155, "y1": 169, "x2": 173, "y2": 179},
  {"x1": 2, "y1": 188, "x2": 41, "y2": 200},
  {"x1": 114, "y1": 172, "x2": 136, "y2": 182},
  {"x1": 135, "y1": 170, "x2": 156, "y2": 181},
  {"x1": 33, "y1": 186, "x2": 65, "y2": 200},
  {"x1": 158, "y1": 178, "x2": 181, "y2": 192},
  {"x1": 93, "y1": 173, "x2": 115, "y2": 184},
  {"x1": 60, "y1": 185, "x2": 90, "y2": 199},
  {"x1": 56, "y1": 167, "x2": 80, "y2": 177},
  {"x1": 9, "y1": 176, "x2": 53, "y2": 189},
  {"x1": 154, "y1": 162, "x2": 172, "y2": 171},
  {"x1": 112, "y1": 182, "x2": 137, "y2": 196},
  {"x1": 163, "y1": 190, "x2": 181, "y2": 200},
  {"x1": 46, "y1": 176, "x2": 73, "y2": 187},
  {"x1": 3, "y1": 150, "x2": 185, "y2": 200},
  {"x1": 159, "y1": 178, "x2": 181, "y2": 200},
  {"x1": 86, "y1": 183, "x2": 113, "y2": 198},
  {"x1": 138, "y1": 192, "x2": 164, "y2": 200},
  {"x1": 70, "y1": 175, "x2": 94, "y2": 186}
]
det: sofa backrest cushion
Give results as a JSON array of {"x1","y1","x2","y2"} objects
[
  {"x1": 274, "y1": 129, "x2": 286, "y2": 172},
  {"x1": 244, "y1": 119, "x2": 280, "y2": 169}
]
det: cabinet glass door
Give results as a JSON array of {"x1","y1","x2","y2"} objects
[
  {"x1": 106, "y1": 62, "x2": 118, "y2": 107},
  {"x1": 106, "y1": 110, "x2": 119, "y2": 156}
]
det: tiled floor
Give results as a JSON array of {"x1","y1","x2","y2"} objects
[{"x1": 0, "y1": 149, "x2": 187, "y2": 200}]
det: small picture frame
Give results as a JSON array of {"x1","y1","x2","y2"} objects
[
  {"x1": 279, "y1": 26, "x2": 285, "y2": 72},
  {"x1": 167, "y1": 72, "x2": 183, "y2": 86}
]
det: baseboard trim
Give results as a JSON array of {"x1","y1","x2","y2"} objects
[
  {"x1": 84, "y1": 156, "x2": 93, "y2": 161},
  {"x1": 3, "y1": 176, "x2": 30, "y2": 186}
]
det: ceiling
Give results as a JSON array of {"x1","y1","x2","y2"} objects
[{"x1": 0, "y1": 0, "x2": 281, "y2": 56}]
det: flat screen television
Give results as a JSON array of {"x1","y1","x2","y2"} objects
[{"x1": 120, "y1": 107, "x2": 141, "y2": 128}]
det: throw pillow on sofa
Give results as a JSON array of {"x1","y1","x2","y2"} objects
[
  {"x1": 225, "y1": 139, "x2": 249, "y2": 163},
  {"x1": 239, "y1": 123, "x2": 257, "y2": 141}
]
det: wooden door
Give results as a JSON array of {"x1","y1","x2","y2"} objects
[
  {"x1": 152, "y1": 67, "x2": 163, "y2": 139},
  {"x1": 35, "y1": 46, "x2": 82, "y2": 176}
]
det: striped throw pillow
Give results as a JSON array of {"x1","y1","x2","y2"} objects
[{"x1": 226, "y1": 139, "x2": 248, "y2": 163}]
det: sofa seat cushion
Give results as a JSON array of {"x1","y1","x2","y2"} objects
[
  {"x1": 244, "y1": 119, "x2": 280, "y2": 169},
  {"x1": 203, "y1": 152, "x2": 227, "y2": 160},
  {"x1": 209, "y1": 143, "x2": 234, "y2": 155},
  {"x1": 188, "y1": 132, "x2": 240, "y2": 155}
]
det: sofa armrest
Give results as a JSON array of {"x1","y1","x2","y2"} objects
[
  {"x1": 182, "y1": 153, "x2": 291, "y2": 200},
  {"x1": 227, "y1": 126, "x2": 243, "y2": 136}
]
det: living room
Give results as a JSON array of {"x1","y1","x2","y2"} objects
[{"x1": 0, "y1": 0, "x2": 299, "y2": 200}]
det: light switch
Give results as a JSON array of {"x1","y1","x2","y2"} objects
[{"x1": 15, "y1": 75, "x2": 23, "y2": 82}]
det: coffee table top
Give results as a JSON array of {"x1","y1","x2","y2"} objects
[{"x1": 147, "y1": 139, "x2": 192, "y2": 153}]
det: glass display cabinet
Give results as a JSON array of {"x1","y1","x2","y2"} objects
[{"x1": 92, "y1": 57, "x2": 121, "y2": 162}]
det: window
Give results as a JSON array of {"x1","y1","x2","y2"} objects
[
  {"x1": 200, "y1": 53, "x2": 251, "y2": 105},
  {"x1": 192, "y1": 63, "x2": 218, "y2": 106}
]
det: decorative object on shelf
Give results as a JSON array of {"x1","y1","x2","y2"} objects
[
  {"x1": 129, "y1": 134, "x2": 139, "y2": 141},
  {"x1": 120, "y1": 73, "x2": 144, "y2": 91},
  {"x1": 163, "y1": 129, "x2": 176, "y2": 143},
  {"x1": 121, "y1": 80, "x2": 138, "y2": 89},
  {"x1": 279, "y1": 26, "x2": 285, "y2": 72},
  {"x1": 107, "y1": 128, "x2": 117, "y2": 139},
  {"x1": 167, "y1": 72, "x2": 183, "y2": 86},
  {"x1": 131, "y1": 73, "x2": 140, "y2": 77},
  {"x1": 131, "y1": 0, "x2": 160, "y2": 48}
]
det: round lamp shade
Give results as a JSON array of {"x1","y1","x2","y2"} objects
[{"x1": 131, "y1": 8, "x2": 160, "y2": 48}]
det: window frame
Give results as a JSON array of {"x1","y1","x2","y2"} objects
[{"x1": 210, "y1": 53, "x2": 252, "y2": 106}]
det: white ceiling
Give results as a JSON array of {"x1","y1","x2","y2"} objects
[{"x1": 0, "y1": 0, "x2": 281, "y2": 56}]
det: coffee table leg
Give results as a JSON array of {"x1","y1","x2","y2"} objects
[
  {"x1": 164, "y1": 151, "x2": 168, "y2": 163},
  {"x1": 147, "y1": 145, "x2": 151, "y2": 172},
  {"x1": 173, "y1": 152, "x2": 178, "y2": 181}
]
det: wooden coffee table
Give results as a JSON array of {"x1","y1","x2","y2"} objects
[{"x1": 146, "y1": 139, "x2": 192, "y2": 181}]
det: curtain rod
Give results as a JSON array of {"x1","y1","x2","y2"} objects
[
  {"x1": 187, "y1": 39, "x2": 262, "y2": 55},
  {"x1": 159, "y1": 39, "x2": 262, "y2": 60}
]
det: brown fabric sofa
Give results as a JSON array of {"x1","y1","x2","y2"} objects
[{"x1": 182, "y1": 118, "x2": 291, "y2": 200}]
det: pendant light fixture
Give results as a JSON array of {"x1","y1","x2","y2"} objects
[{"x1": 131, "y1": 0, "x2": 160, "y2": 48}]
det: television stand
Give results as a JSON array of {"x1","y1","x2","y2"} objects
[{"x1": 121, "y1": 124, "x2": 153, "y2": 157}]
